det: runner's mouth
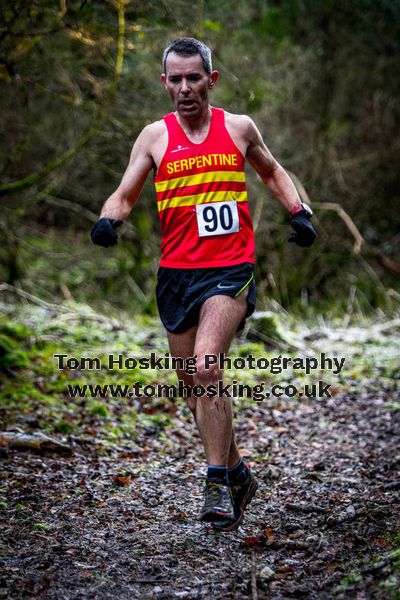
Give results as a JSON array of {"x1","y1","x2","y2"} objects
[{"x1": 180, "y1": 100, "x2": 197, "y2": 107}]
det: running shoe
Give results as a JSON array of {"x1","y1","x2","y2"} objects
[
  {"x1": 200, "y1": 480, "x2": 235, "y2": 523},
  {"x1": 212, "y1": 470, "x2": 258, "y2": 531}
]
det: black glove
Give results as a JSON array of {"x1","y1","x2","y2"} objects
[
  {"x1": 91, "y1": 218, "x2": 123, "y2": 247},
  {"x1": 288, "y1": 210, "x2": 317, "y2": 247}
]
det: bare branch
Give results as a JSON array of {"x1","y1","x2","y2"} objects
[
  {"x1": 312, "y1": 202, "x2": 364, "y2": 254},
  {"x1": 0, "y1": 283, "x2": 58, "y2": 309},
  {"x1": 251, "y1": 550, "x2": 258, "y2": 600},
  {"x1": 44, "y1": 196, "x2": 99, "y2": 222}
]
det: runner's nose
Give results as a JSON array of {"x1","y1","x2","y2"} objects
[{"x1": 180, "y1": 78, "x2": 190, "y2": 94}]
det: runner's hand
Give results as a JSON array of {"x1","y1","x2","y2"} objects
[
  {"x1": 288, "y1": 210, "x2": 316, "y2": 247},
  {"x1": 91, "y1": 218, "x2": 123, "y2": 247}
]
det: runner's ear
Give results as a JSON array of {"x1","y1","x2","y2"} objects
[{"x1": 209, "y1": 70, "x2": 219, "y2": 88}]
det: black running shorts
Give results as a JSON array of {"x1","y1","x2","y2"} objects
[{"x1": 156, "y1": 262, "x2": 256, "y2": 334}]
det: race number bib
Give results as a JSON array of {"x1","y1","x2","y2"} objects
[{"x1": 196, "y1": 201, "x2": 239, "y2": 237}]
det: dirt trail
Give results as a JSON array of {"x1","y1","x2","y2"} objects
[{"x1": 1, "y1": 377, "x2": 399, "y2": 599}]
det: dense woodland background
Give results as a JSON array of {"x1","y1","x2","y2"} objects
[{"x1": 1, "y1": 0, "x2": 399, "y2": 315}]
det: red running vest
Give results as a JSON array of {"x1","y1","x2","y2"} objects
[{"x1": 154, "y1": 106, "x2": 255, "y2": 268}]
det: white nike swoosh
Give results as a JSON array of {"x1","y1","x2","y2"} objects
[{"x1": 217, "y1": 283, "x2": 236, "y2": 289}]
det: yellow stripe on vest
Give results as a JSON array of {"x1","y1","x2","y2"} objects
[
  {"x1": 157, "y1": 191, "x2": 248, "y2": 212},
  {"x1": 155, "y1": 170, "x2": 246, "y2": 193}
]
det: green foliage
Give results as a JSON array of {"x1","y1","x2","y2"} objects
[
  {"x1": 140, "y1": 412, "x2": 173, "y2": 431},
  {"x1": 0, "y1": 327, "x2": 30, "y2": 369},
  {"x1": 32, "y1": 522, "x2": 51, "y2": 532},
  {"x1": 0, "y1": 0, "x2": 399, "y2": 313},
  {"x1": 250, "y1": 311, "x2": 286, "y2": 343},
  {"x1": 237, "y1": 342, "x2": 265, "y2": 358},
  {"x1": 88, "y1": 401, "x2": 109, "y2": 418},
  {"x1": 53, "y1": 419, "x2": 76, "y2": 434},
  {"x1": 203, "y1": 19, "x2": 221, "y2": 32},
  {"x1": 254, "y1": 6, "x2": 287, "y2": 42},
  {"x1": 334, "y1": 569, "x2": 362, "y2": 593}
]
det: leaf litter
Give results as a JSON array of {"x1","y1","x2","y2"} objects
[{"x1": 0, "y1": 302, "x2": 399, "y2": 598}]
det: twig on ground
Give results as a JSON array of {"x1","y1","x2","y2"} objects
[{"x1": 251, "y1": 550, "x2": 259, "y2": 600}]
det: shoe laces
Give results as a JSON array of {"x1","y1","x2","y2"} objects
[{"x1": 205, "y1": 481, "x2": 229, "y2": 504}]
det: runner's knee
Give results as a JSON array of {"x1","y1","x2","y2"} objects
[{"x1": 194, "y1": 357, "x2": 221, "y2": 386}]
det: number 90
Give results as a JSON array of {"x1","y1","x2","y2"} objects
[{"x1": 203, "y1": 204, "x2": 233, "y2": 232}]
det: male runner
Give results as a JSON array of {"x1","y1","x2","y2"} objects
[{"x1": 91, "y1": 38, "x2": 316, "y2": 531}]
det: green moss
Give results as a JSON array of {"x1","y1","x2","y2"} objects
[
  {"x1": 387, "y1": 547, "x2": 400, "y2": 565},
  {"x1": 236, "y1": 342, "x2": 265, "y2": 358},
  {"x1": 53, "y1": 419, "x2": 76, "y2": 433},
  {"x1": 121, "y1": 409, "x2": 137, "y2": 427},
  {"x1": 0, "y1": 321, "x2": 32, "y2": 341},
  {"x1": 88, "y1": 401, "x2": 109, "y2": 417},
  {"x1": 32, "y1": 522, "x2": 51, "y2": 532},
  {"x1": 334, "y1": 569, "x2": 362, "y2": 593},
  {"x1": 0, "y1": 333, "x2": 29, "y2": 369},
  {"x1": 139, "y1": 412, "x2": 172, "y2": 430},
  {"x1": 379, "y1": 576, "x2": 400, "y2": 598},
  {"x1": 251, "y1": 311, "x2": 285, "y2": 341}
]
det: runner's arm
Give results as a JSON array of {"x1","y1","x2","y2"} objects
[
  {"x1": 244, "y1": 117, "x2": 316, "y2": 246},
  {"x1": 245, "y1": 118, "x2": 301, "y2": 212},
  {"x1": 99, "y1": 126, "x2": 154, "y2": 220}
]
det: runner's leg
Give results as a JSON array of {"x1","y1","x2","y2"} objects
[
  {"x1": 166, "y1": 317, "x2": 242, "y2": 467},
  {"x1": 193, "y1": 292, "x2": 248, "y2": 467},
  {"x1": 166, "y1": 325, "x2": 197, "y2": 415}
]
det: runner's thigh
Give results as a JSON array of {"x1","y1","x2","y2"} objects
[
  {"x1": 195, "y1": 291, "x2": 248, "y2": 357},
  {"x1": 166, "y1": 324, "x2": 197, "y2": 385}
]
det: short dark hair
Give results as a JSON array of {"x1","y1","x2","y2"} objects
[{"x1": 162, "y1": 37, "x2": 212, "y2": 74}]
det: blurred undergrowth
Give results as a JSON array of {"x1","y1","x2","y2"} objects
[
  {"x1": 1, "y1": 295, "x2": 399, "y2": 446},
  {"x1": 1, "y1": 225, "x2": 399, "y2": 320}
]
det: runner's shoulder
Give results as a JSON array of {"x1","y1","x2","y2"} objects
[
  {"x1": 223, "y1": 111, "x2": 257, "y2": 142},
  {"x1": 139, "y1": 119, "x2": 167, "y2": 143},
  {"x1": 133, "y1": 120, "x2": 167, "y2": 159}
]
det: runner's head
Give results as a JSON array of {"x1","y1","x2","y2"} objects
[
  {"x1": 161, "y1": 37, "x2": 219, "y2": 120},
  {"x1": 163, "y1": 38, "x2": 213, "y2": 75}
]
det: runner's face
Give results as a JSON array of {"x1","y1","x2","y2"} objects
[{"x1": 161, "y1": 52, "x2": 218, "y2": 119}]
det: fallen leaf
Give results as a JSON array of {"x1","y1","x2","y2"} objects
[
  {"x1": 244, "y1": 535, "x2": 262, "y2": 545},
  {"x1": 113, "y1": 474, "x2": 132, "y2": 486},
  {"x1": 278, "y1": 566, "x2": 294, "y2": 575}
]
